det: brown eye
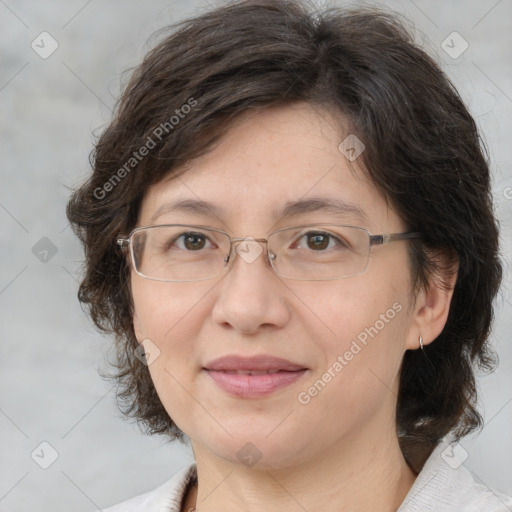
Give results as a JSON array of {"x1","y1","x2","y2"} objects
[
  {"x1": 165, "y1": 231, "x2": 215, "y2": 252},
  {"x1": 294, "y1": 231, "x2": 347, "y2": 252},
  {"x1": 306, "y1": 233, "x2": 330, "y2": 251},
  {"x1": 181, "y1": 232, "x2": 208, "y2": 251}
]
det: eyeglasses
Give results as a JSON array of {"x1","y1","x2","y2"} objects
[{"x1": 117, "y1": 224, "x2": 423, "y2": 282}]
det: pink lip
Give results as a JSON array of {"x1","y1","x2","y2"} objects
[{"x1": 203, "y1": 355, "x2": 308, "y2": 398}]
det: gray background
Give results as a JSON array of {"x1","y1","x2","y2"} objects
[{"x1": 0, "y1": 0, "x2": 511, "y2": 510}]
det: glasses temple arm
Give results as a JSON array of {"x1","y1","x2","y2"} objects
[{"x1": 369, "y1": 232, "x2": 423, "y2": 246}]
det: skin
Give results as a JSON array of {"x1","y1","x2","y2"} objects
[{"x1": 131, "y1": 102, "x2": 457, "y2": 512}]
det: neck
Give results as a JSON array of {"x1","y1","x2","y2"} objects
[{"x1": 187, "y1": 424, "x2": 417, "y2": 512}]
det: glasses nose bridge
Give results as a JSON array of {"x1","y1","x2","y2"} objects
[
  {"x1": 230, "y1": 236, "x2": 269, "y2": 244},
  {"x1": 226, "y1": 235, "x2": 273, "y2": 267},
  {"x1": 229, "y1": 235, "x2": 269, "y2": 252}
]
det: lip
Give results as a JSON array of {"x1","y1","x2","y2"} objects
[
  {"x1": 203, "y1": 355, "x2": 309, "y2": 398},
  {"x1": 204, "y1": 355, "x2": 307, "y2": 372}
]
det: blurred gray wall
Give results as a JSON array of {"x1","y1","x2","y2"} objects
[{"x1": 0, "y1": 1, "x2": 511, "y2": 510}]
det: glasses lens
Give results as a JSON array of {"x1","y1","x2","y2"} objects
[
  {"x1": 268, "y1": 225, "x2": 370, "y2": 280},
  {"x1": 132, "y1": 225, "x2": 230, "y2": 281},
  {"x1": 130, "y1": 224, "x2": 371, "y2": 282}
]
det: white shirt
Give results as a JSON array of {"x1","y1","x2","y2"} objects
[{"x1": 97, "y1": 440, "x2": 512, "y2": 511}]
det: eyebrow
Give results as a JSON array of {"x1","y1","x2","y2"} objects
[{"x1": 150, "y1": 196, "x2": 368, "y2": 224}]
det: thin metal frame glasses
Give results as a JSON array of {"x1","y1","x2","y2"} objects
[{"x1": 117, "y1": 223, "x2": 423, "y2": 282}]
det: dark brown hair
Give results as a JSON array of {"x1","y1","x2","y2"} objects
[{"x1": 66, "y1": 0, "x2": 502, "y2": 471}]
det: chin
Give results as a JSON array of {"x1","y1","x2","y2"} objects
[{"x1": 197, "y1": 428, "x2": 311, "y2": 471}]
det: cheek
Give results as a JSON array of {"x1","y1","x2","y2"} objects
[
  {"x1": 306, "y1": 275, "x2": 403, "y2": 342},
  {"x1": 304, "y1": 272, "x2": 410, "y2": 391},
  {"x1": 131, "y1": 279, "x2": 208, "y2": 428},
  {"x1": 130, "y1": 277, "x2": 219, "y2": 361},
  {"x1": 131, "y1": 276, "x2": 208, "y2": 338},
  {"x1": 131, "y1": 278, "x2": 200, "y2": 379}
]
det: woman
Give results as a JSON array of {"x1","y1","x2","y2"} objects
[{"x1": 67, "y1": 1, "x2": 511, "y2": 510}]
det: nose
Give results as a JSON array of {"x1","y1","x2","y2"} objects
[{"x1": 211, "y1": 237, "x2": 290, "y2": 334}]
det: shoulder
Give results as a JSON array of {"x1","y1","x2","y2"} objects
[
  {"x1": 95, "y1": 463, "x2": 197, "y2": 512},
  {"x1": 399, "y1": 440, "x2": 512, "y2": 512}
]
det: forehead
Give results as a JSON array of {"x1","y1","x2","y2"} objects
[{"x1": 138, "y1": 103, "x2": 396, "y2": 232}]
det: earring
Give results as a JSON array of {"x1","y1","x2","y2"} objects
[{"x1": 419, "y1": 335, "x2": 424, "y2": 350}]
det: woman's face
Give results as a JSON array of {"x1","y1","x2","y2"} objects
[{"x1": 131, "y1": 102, "x2": 421, "y2": 469}]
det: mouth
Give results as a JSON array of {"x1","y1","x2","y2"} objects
[{"x1": 203, "y1": 355, "x2": 308, "y2": 398}]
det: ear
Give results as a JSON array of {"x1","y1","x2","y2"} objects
[{"x1": 405, "y1": 251, "x2": 458, "y2": 350}]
